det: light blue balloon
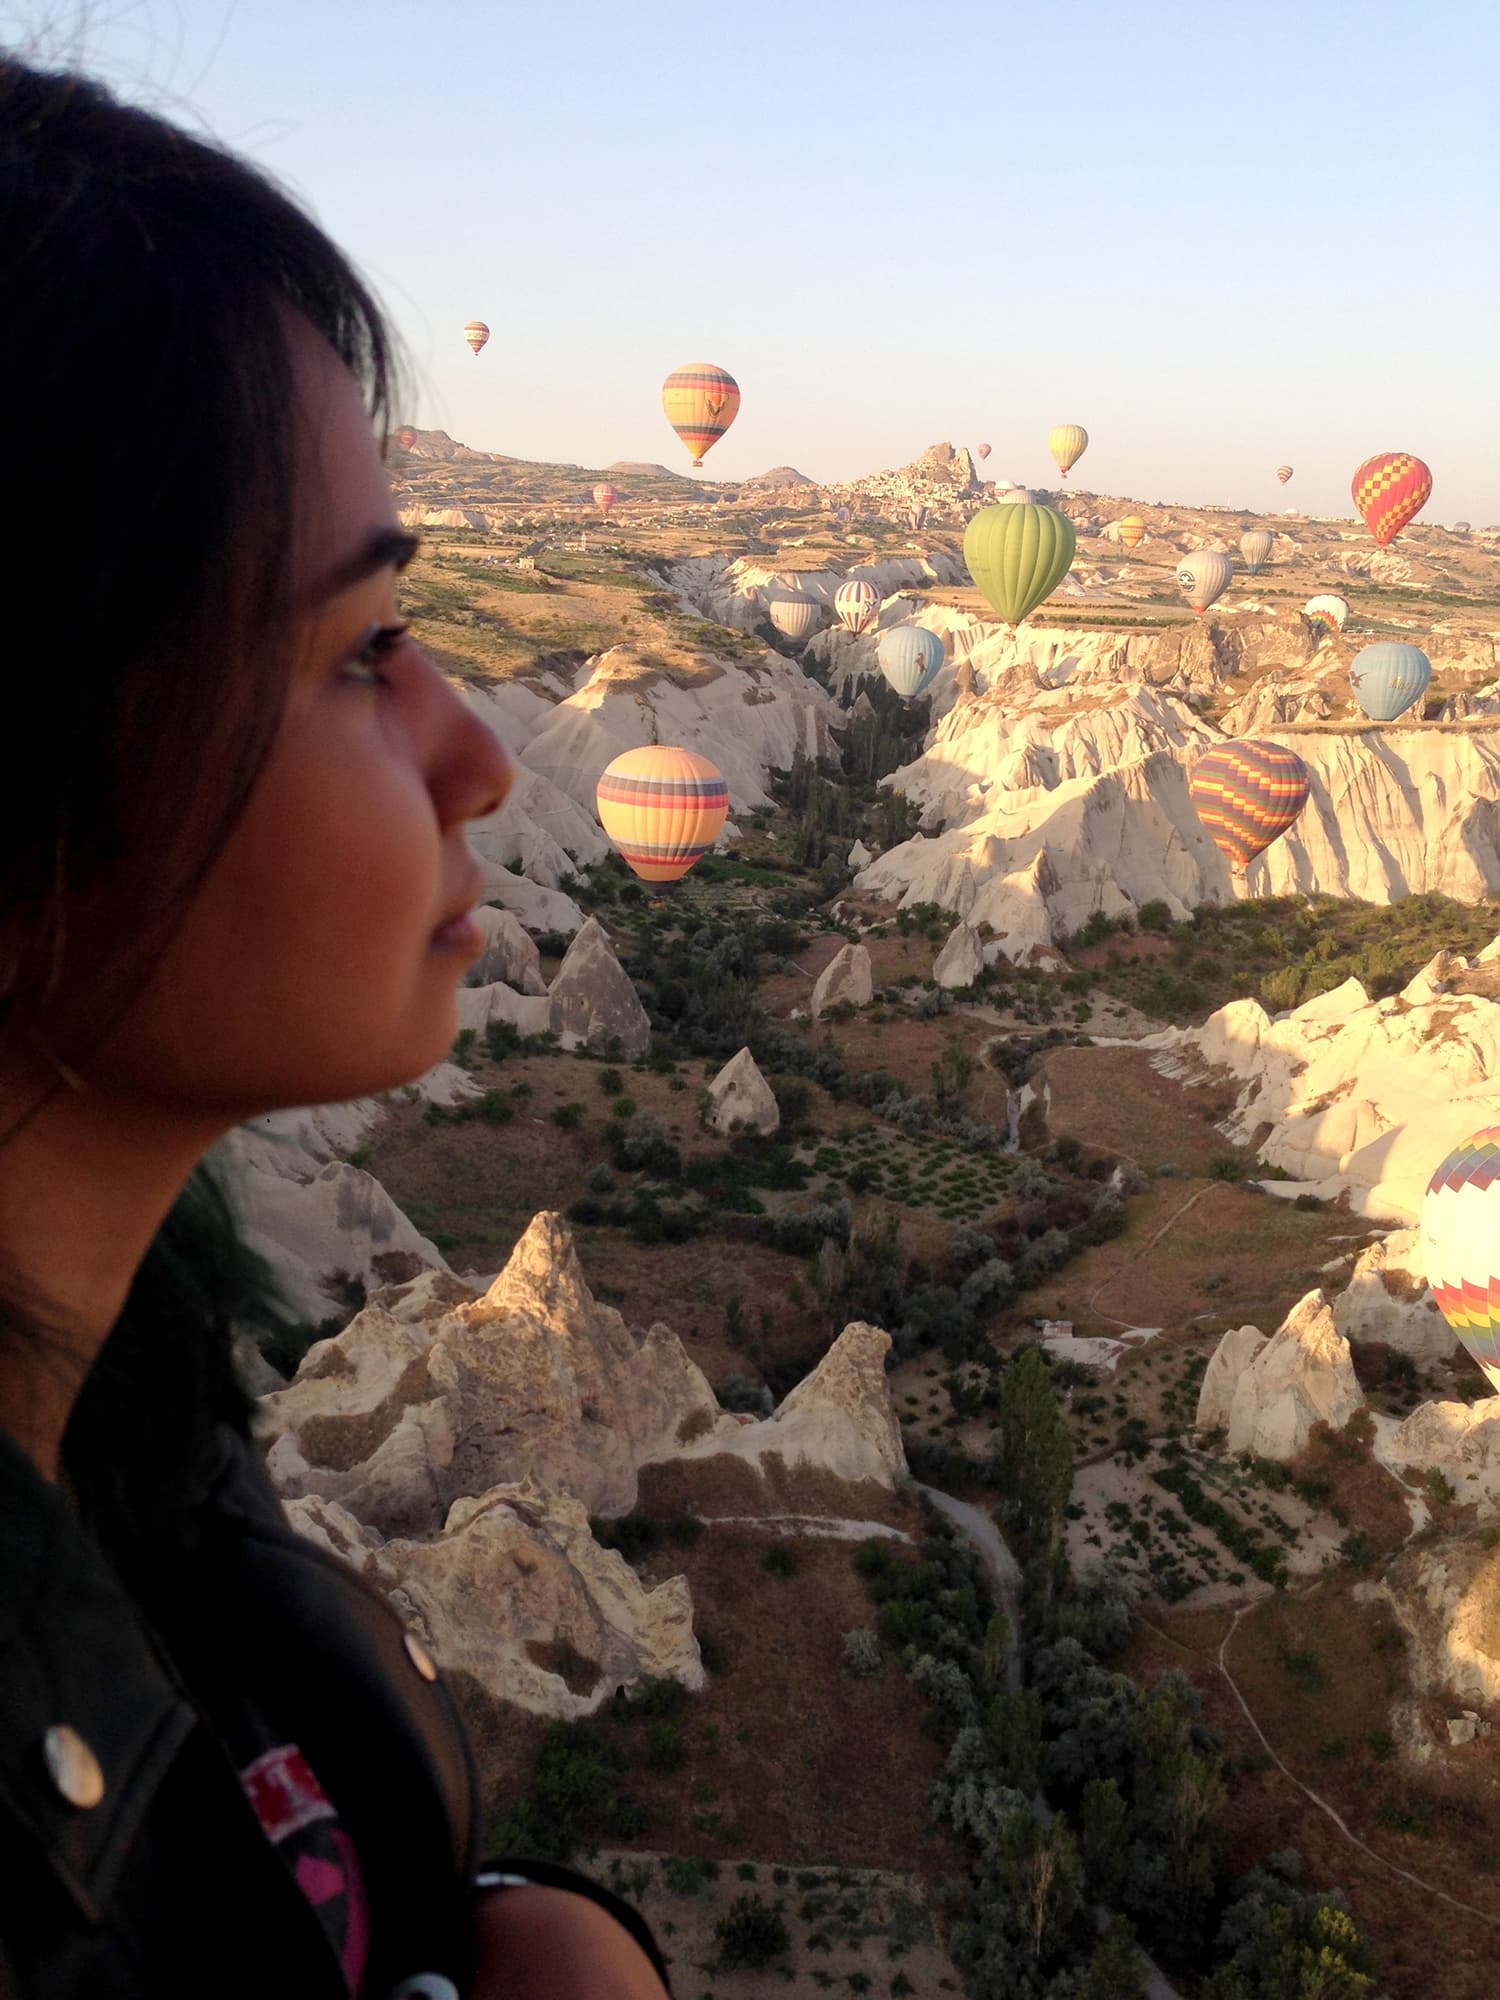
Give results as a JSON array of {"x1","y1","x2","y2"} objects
[
  {"x1": 1349, "y1": 640, "x2": 1431, "y2": 723},
  {"x1": 876, "y1": 625, "x2": 944, "y2": 700}
]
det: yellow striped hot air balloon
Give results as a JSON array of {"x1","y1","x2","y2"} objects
[
  {"x1": 661, "y1": 363, "x2": 740, "y2": 465},
  {"x1": 462, "y1": 320, "x2": 490, "y2": 357},
  {"x1": 1048, "y1": 424, "x2": 1088, "y2": 478},
  {"x1": 1116, "y1": 516, "x2": 1146, "y2": 549},
  {"x1": 596, "y1": 746, "x2": 729, "y2": 885}
]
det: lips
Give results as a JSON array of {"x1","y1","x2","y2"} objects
[{"x1": 430, "y1": 870, "x2": 485, "y2": 955}]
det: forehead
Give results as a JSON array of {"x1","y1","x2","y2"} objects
[{"x1": 284, "y1": 312, "x2": 397, "y2": 586}]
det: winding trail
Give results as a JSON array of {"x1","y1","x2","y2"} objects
[
  {"x1": 1085, "y1": 1182, "x2": 1215, "y2": 1329},
  {"x1": 917, "y1": 1485, "x2": 1185, "y2": 2000}
]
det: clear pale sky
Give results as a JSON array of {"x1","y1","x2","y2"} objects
[{"x1": 11, "y1": 0, "x2": 1499, "y2": 519}]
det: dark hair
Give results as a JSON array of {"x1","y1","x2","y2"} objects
[
  {"x1": 0, "y1": 58, "x2": 395, "y2": 1121},
  {"x1": 0, "y1": 61, "x2": 397, "y2": 1523}
]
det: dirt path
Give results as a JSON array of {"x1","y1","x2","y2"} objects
[
  {"x1": 1085, "y1": 1183, "x2": 1216, "y2": 1328},
  {"x1": 1214, "y1": 1605, "x2": 1500, "y2": 1933}
]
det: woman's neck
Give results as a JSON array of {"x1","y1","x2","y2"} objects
[{"x1": 0, "y1": 1078, "x2": 221, "y2": 1480}]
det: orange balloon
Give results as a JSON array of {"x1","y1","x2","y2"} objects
[{"x1": 596, "y1": 747, "x2": 729, "y2": 883}]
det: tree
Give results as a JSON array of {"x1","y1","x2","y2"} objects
[
  {"x1": 714, "y1": 1894, "x2": 791, "y2": 1970},
  {"x1": 986, "y1": 1687, "x2": 1043, "y2": 1794},
  {"x1": 997, "y1": 1813, "x2": 1083, "y2": 1964},
  {"x1": 995, "y1": 1347, "x2": 1075, "y2": 1592},
  {"x1": 1078, "y1": 1777, "x2": 1131, "y2": 1904},
  {"x1": 979, "y1": 1608, "x2": 1013, "y2": 1696}
]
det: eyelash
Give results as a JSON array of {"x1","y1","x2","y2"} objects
[{"x1": 347, "y1": 621, "x2": 410, "y2": 685}]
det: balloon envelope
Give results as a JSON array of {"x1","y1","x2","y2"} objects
[
  {"x1": 463, "y1": 320, "x2": 490, "y2": 356},
  {"x1": 876, "y1": 625, "x2": 944, "y2": 700},
  {"x1": 1351, "y1": 451, "x2": 1432, "y2": 547},
  {"x1": 1176, "y1": 551, "x2": 1235, "y2": 615},
  {"x1": 593, "y1": 483, "x2": 618, "y2": 516},
  {"x1": 1117, "y1": 516, "x2": 1147, "y2": 550},
  {"x1": 1276, "y1": 465, "x2": 1293, "y2": 485},
  {"x1": 1048, "y1": 424, "x2": 1088, "y2": 477},
  {"x1": 1240, "y1": 530, "x2": 1273, "y2": 574},
  {"x1": 1303, "y1": 594, "x2": 1350, "y2": 643},
  {"x1": 964, "y1": 504, "x2": 1076, "y2": 627},
  {"x1": 596, "y1": 746, "x2": 729, "y2": 885},
  {"x1": 834, "y1": 578, "x2": 879, "y2": 634},
  {"x1": 768, "y1": 592, "x2": 821, "y2": 645},
  {"x1": 662, "y1": 362, "x2": 740, "y2": 464},
  {"x1": 1189, "y1": 740, "x2": 1310, "y2": 870},
  {"x1": 976, "y1": 442, "x2": 992, "y2": 461},
  {"x1": 1349, "y1": 641, "x2": 1431, "y2": 723},
  {"x1": 1422, "y1": 1129, "x2": 1500, "y2": 1394},
  {"x1": 995, "y1": 487, "x2": 1036, "y2": 506}
]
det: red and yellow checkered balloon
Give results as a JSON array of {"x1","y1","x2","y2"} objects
[{"x1": 1351, "y1": 451, "x2": 1431, "y2": 549}]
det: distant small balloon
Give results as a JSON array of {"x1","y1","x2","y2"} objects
[
  {"x1": 662, "y1": 362, "x2": 740, "y2": 465},
  {"x1": 1275, "y1": 465, "x2": 1293, "y2": 485},
  {"x1": 976, "y1": 442, "x2": 992, "y2": 462},
  {"x1": 593, "y1": 482, "x2": 618, "y2": 518},
  {"x1": 1303, "y1": 593, "x2": 1350, "y2": 644},
  {"x1": 1240, "y1": 530, "x2": 1274, "y2": 574},
  {"x1": 1176, "y1": 551, "x2": 1235, "y2": 616},
  {"x1": 596, "y1": 746, "x2": 729, "y2": 885},
  {"x1": 995, "y1": 486, "x2": 1036, "y2": 506},
  {"x1": 463, "y1": 320, "x2": 490, "y2": 357},
  {"x1": 877, "y1": 625, "x2": 944, "y2": 700},
  {"x1": 1048, "y1": 424, "x2": 1088, "y2": 479},
  {"x1": 834, "y1": 578, "x2": 879, "y2": 634},
  {"x1": 1116, "y1": 516, "x2": 1147, "y2": 550},
  {"x1": 1453, "y1": 521, "x2": 1471, "y2": 535},
  {"x1": 1349, "y1": 641, "x2": 1431, "y2": 723},
  {"x1": 768, "y1": 592, "x2": 821, "y2": 646}
]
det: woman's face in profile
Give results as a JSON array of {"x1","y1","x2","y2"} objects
[{"x1": 95, "y1": 315, "x2": 513, "y2": 1122}]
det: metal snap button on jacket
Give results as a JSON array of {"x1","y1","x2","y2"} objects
[
  {"x1": 402, "y1": 1630, "x2": 438, "y2": 1682},
  {"x1": 42, "y1": 1724, "x2": 105, "y2": 1809}
]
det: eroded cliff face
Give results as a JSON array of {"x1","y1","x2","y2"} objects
[{"x1": 261, "y1": 1214, "x2": 909, "y2": 1719}]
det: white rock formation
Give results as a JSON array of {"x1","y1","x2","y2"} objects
[
  {"x1": 288, "y1": 1483, "x2": 701, "y2": 1720},
  {"x1": 932, "y1": 920, "x2": 984, "y2": 990},
  {"x1": 1150, "y1": 952, "x2": 1500, "y2": 1222},
  {"x1": 1199, "y1": 1290, "x2": 1364, "y2": 1460},
  {"x1": 262, "y1": 1213, "x2": 733, "y2": 1535},
  {"x1": 847, "y1": 838, "x2": 873, "y2": 871},
  {"x1": 1376, "y1": 1535, "x2": 1500, "y2": 1710},
  {"x1": 547, "y1": 917, "x2": 652, "y2": 1058},
  {"x1": 1383, "y1": 1399, "x2": 1500, "y2": 1514},
  {"x1": 706, "y1": 1048, "x2": 780, "y2": 1136},
  {"x1": 1332, "y1": 1229, "x2": 1456, "y2": 1362},
  {"x1": 676, "y1": 1322, "x2": 907, "y2": 1489},
  {"x1": 466, "y1": 905, "x2": 547, "y2": 995},
  {"x1": 455, "y1": 980, "x2": 552, "y2": 1038},
  {"x1": 811, "y1": 942, "x2": 873, "y2": 1017}
]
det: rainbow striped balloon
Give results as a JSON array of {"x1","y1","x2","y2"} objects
[
  {"x1": 1422, "y1": 1129, "x2": 1500, "y2": 1392},
  {"x1": 1351, "y1": 451, "x2": 1432, "y2": 549},
  {"x1": 596, "y1": 746, "x2": 729, "y2": 884},
  {"x1": 834, "y1": 578, "x2": 879, "y2": 634},
  {"x1": 661, "y1": 362, "x2": 740, "y2": 464},
  {"x1": 1188, "y1": 739, "x2": 1311, "y2": 870}
]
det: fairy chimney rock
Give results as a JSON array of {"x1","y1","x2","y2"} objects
[
  {"x1": 707, "y1": 1048, "x2": 780, "y2": 1137},
  {"x1": 811, "y1": 942, "x2": 873, "y2": 1017},
  {"x1": 547, "y1": 917, "x2": 651, "y2": 1058}
]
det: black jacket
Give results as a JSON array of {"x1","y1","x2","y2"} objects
[{"x1": 0, "y1": 1424, "x2": 666, "y2": 1998}]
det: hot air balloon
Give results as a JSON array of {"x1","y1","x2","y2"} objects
[
  {"x1": 834, "y1": 505, "x2": 852, "y2": 525},
  {"x1": 996, "y1": 487, "x2": 1036, "y2": 506},
  {"x1": 661, "y1": 362, "x2": 740, "y2": 465},
  {"x1": 462, "y1": 321, "x2": 490, "y2": 357},
  {"x1": 1048, "y1": 424, "x2": 1088, "y2": 478},
  {"x1": 1176, "y1": 551, "x2": 1234, "y2": 616},
  {"x1": 1351, "y1": 451, "x2": 1432, "y2": 548},
  {"x1": 1421, "y1": 1129, "x2": 1500, "y2": 1394},
  {"x1": 1303, "y1": 594, "x2": 1350, "y2": 644},
  {"x1": 976, "y1": 442, "x2": 992, "y2": 462},
  {"x1": 1276, "y1": 465, "x2": 1293, "y2": 486},
  {"x1": 1349, "y1": 641, "x2": 1431, "y2": 723},
  {"x1": 876, "y1": 626, "x2": 944, "y2": 700},
  {"x1": 593, "y1": 483, "x2": 618, "y2": 519},
  {"x1": 768, "y1": 592, "x2": 821, "y2": 646},
  {"x1": 1116, "y1": 516, "x2": 1147, "y2": 550},
  {"x1": 1240, "y1": 530, "x2": 1273, "y2": 574},
  {"x1": 596, "y1": 746, "x2": 729, "y2": 885},
  {"x1": 1189, "y1": 740, "x2": 1310, "y2": 870},
  {"x1": 834, "y1": 578, "x2": 879, "y2": 634},
  {"x1": 1454, "y1": 521, "x2": 1472, "y2": 534},
  {"x1": 964, "y1": 504, "x2": 1076, "y2": 627}
]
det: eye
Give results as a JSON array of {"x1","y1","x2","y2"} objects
[{"x1": 343, "y1": 621, "x2": 410, "y2": 686}]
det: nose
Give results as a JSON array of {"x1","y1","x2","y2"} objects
[{"x1": 422, "y1": 660, "x2": 514, "y2": 828}]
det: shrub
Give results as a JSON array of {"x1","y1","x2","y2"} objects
[
  {"x1": 1138, "y1": 899, "x2": 1172, "y2": 934},
  {"x1": 762, "y1": 1542, "x2": 798, "y2": 1577},
  {"x1": 714, "y1": 1895, "x2": 791, "y2": 1970},
  {"x1": 552, "y1": 1101, "x2": 584, "y2": 1130},
  {"x1": 842, "y1": 1629, "x2": 882, "y2": 1677},
  {"x1": 586, "y1": 1162, "x2": 615, "y2": 1193},
  {"x1": 597, "y1": 1068, "x2": 623, "y2": 1095}
]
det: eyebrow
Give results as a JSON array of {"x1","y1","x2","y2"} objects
[{"x1": 312, "y1": 527, "x2": 421, "y2": 603}]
